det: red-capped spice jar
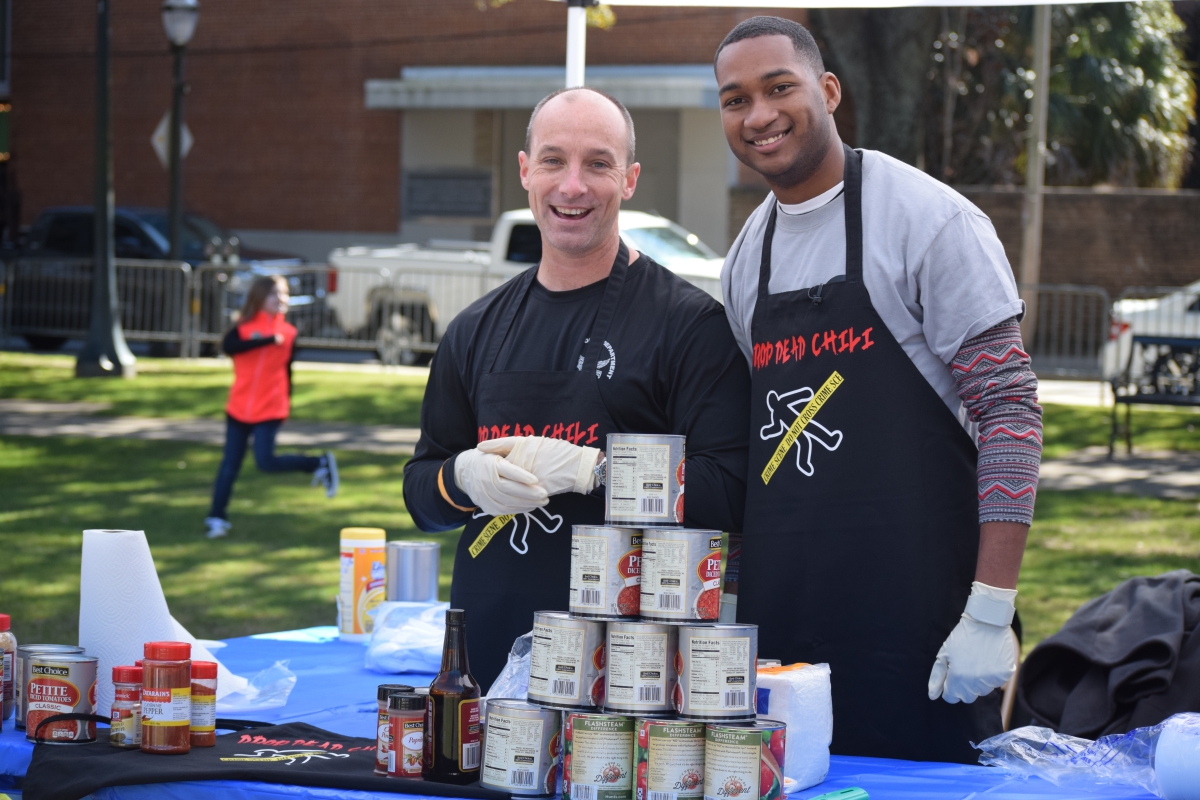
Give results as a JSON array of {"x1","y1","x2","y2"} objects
[
  {"x1": 141, "y1": 641, "x2": 191, "y2": 754},
  {"x1": 110, "y1": 665, "x2": 143, "y2": 748},
  {"x1": 190, "y1": 661, "x2": 218, "y2": 747}
]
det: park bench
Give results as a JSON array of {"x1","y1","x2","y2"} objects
[{"x1": 1109, "y1": 334, "x2": 1200, "y2": 457}]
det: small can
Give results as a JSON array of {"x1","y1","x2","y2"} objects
[
  {"x1": 673, "y1": 624, "x2": 758, "y2": 721},
  {"x1": 388, "y1": 692, "x2": 426, "y2": 778},
  {"x1": 570, "y1": 526, "x2": 642, "y2": 619},
  {"x1": 640, "y1": 529, "x2": 723, "y2": 622},
  {"x1": 606, "y1": 434, "x2": 685, "y2": 526},
  {"x1": 15, "y1": 644, "x2": 86, "y2": 730},
  {"x1": 375, "y1": 683, "x2": 415, "y2": 775},
  {"x1": 482, "y1": 699, "x2": 563, "y2": 796},
  {"x1": 529, "y1": 612, "x2": 606, "y2": 710},
  {"x1": 110, "y1": 665, "x2": 143, "y2": 748},
  {"x1": 25, "y1": 653, "x2": 98, "y2": 744},
  {"x1": 563, "y1": 712, "x2": 635, "y2": 800},
  {"x1": 604, "y1": 621, "x2": 678, "y2": 717},
  {"x1": 635, "y1": 718, "x2": 705, "y2": 800},
  {"x1": 703, "y1": 721, "x2": 786, "y2": 800}
]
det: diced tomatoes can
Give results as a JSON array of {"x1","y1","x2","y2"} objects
[
  {"x1": 673, "y1": 624, "x2": 758, "y2": 721},
  {"x1": 635, "y1": 718, "x2": 705, "y2": 800},
  {"x1": 15, "y1": 644, "x2": 85, "y2": 729},
  {"x1": 529, "y1": 612, "x2": 607, "y2": 710},
  {"x1": 604, "y1": 621, "x2": 678, "y2": 717},
  {"x1": 563, "y1": 712, "x2": 635, "y2": 800},
  {"x1": 24, "y1": 653, "x2": 98, "y2": 744},
  {"x1": 606, "y1": 434, "x2": 684, "y2": 527},
  {"x1": 482, "y1": 699, "x2": 563, "y2": 796},
  {"x1": 640, "y1": 529, "x2": 723, "y2": 622},
  {"x1": 570, "y1": 526, "x2": 642, "y2": 620},
  {"x1": 702, "y1": 721, "x2": 786, "y2": 800}
]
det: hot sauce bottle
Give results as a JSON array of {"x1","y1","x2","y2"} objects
[{"x1": 422, "y1": 609, "x2": 481, "y2": 785}]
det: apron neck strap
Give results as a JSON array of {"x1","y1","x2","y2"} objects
[{"x1": 756, "y1": 143, "x2": 864, "y2": 304}]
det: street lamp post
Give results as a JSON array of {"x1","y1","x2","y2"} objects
[
  {"x1": 76, "y1": 0, "x2": 136, "y2": 378},
  {"x1": 161, "y1": 0, "x2": 199, "y2": 261}
]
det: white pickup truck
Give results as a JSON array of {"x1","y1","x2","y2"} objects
[{"x1": 327, "y1": 209, "x2": 724, "y2": 364}]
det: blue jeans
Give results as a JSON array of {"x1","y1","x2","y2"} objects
[{"x1": 207, "y1": 415, "x2": 322, "y2": 520}]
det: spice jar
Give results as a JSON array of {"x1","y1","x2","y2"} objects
[
  {"x1": 387, "y1": 692, "x2": 425, "y2": 778},
  {"x1": 190, "y1": 661, "x2": 218, "y2": 747},
  {"x1": 375, "y1": 683, "x2": 415, "y2": 775},
  {"x1": 0, "y1": 613, "x2": 16, "y2": 722},
  {"x1": 110, "y1": 665, "x2": 143, "y2": 748},
  {"x1": 141, "y1": 641, "x2": 191, "y2": 754}
]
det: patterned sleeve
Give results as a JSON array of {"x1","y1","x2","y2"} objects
[{"x1": 951, "y1": 317, "x2": 1043, "y2": 526}]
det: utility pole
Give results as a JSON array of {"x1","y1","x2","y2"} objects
[{"x1": 1019, "y1": 4, "x2": 1052, "y2": 347}]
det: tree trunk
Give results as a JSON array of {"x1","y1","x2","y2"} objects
[{"x1": 811, "y1": 8, "x2": 942, "y2": 166}]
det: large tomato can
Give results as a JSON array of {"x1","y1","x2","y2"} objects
[
  {"x1": 529, "y1": 612, "x2": 607, "y2": 710},
  {"x1": 634, "y1": 718, "x2": 705, "y2": 800},
  {"x1": 606, "y1": 434, "x2": 684, "y2": 527},
  {"x1": 604, "y1": 621, "x2": 678, "y2": 717},
  {"x1": 482, "y1": 699, "x2": 563, "y2": 796},
  {"x1": 570, "y1": 526, "x2": 642, "y2": 619},
  {"x1": 24, "y1": 653, "x2": 98, "y2": 744},
  {"x1": 15, "y1": 644, "x2": 85, "y2": 729},
  {"x1": 563, "y1": 712, "x2": 635, "y2": 800},
  {"x1": 703, "y1": 721, "x2": 786, "y2": 800},
  {"x1": 640, "y1": 529, "x2": 723, "y2": 622},
  {"x1": 673, "y1": 624, "x2": 757, "y2": 722}
]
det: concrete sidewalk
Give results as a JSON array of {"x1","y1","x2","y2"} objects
[{"x1": 0, "y1": 399, "x2": 420, "y2": 455}]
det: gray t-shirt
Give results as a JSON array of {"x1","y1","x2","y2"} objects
[{"x1": 721, "y1": 149, "x2": 1024, "y2": 431}]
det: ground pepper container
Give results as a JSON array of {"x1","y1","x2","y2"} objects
[
  {"x1": 0, "y1": 613, "x2": 17, "y2": 722},
  {"x1": 141, "y1": 641, "x2": 191, "y2": 754},
  {"x1": 190, "y1": 661, "x2": 218, "y2": 747},
  {"x1": 110, "y1": 665, "x2": 143, "y2": 748},
  {"x1": 375, "y1": 683, "x2": 415, "y2": 775},
  {"x1": 388, "y1": 692, "x2": 425, "y2": 778}
]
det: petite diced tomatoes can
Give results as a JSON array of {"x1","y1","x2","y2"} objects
[
  {"x1": 640, "y1": 529, "x2": 723, "y2": 622},
  {"x1": 702, "y1": 721, "x2": 786, "y2": 800},
  {"x1": 481, "y1": 699, "x2": 563, "y2": 796},
  {"x1": 528, "y1": 612, "x2": 607, "y2": 710},
  {"x1": 24, "y1": 654, "x2": 98, "y2": 744},
  {"x1": 605, "y1": 434, "x2": 684, "y2": 527},
  {"x1": 570, "y1": 526, "x2": 642, "y2": 620},
  {"x1": 673, "y1": 624, "x2": 758, "y2": 722}
]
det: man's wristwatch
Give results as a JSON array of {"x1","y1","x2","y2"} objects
[{"x1": 593, "y1": 456, "x2": 607, "y2": 488}]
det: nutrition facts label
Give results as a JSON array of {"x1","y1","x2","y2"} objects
[
  {"x1": 571, "y1": 535, "x2": 608, "y2": 609},
  {"x1": 530, "y1": 623, "x2": 586, "y2": 702},
  {"x1": 608, "y1": 631, "x2": 668, "y2": 707},
  {"x1": 609, "y1": 444, "x2": 670, "y2": 519},
  {"x1": 483, "y1": 713, "x2": 544, "y2": 791},
  {"x1": 641, "y1": 539, "x2": 689, "y2": 615},
  {"x1": 687, "y1": 637, "x2": 751, "y2": 710}
]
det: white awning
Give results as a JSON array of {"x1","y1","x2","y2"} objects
[{"x1": 365, "y1": 65, "x2": 718, "y2": 110}]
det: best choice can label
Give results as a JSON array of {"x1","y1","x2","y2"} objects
[
  {"x1": 483, "y1": 713, "x2": 545, "y2": 790},
  {"x1": 531, "y1": 622, "x2": 587, "y2": 703},
  {"x1": 607, "y1": 632, "x2": 669, "y2": 709},
  {"x1": 564, "y1": 714, "x2": 634, "y2": 800},
  {"x1": 687, "y1": 638, "x2": 751, "y2": 712},
  {"x1": 636, "y1": 720, "x2": 704, "y2": 800},
  {"x1": 142, "y1": 687, "x2": 191, "y2": 726}
]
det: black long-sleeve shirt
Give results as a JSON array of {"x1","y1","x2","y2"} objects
[{"x1": 403, "y1": 254, "x2": 751, "y2": 533}]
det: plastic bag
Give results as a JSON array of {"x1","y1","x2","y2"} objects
[
  {"x1": 217, "y1": 660, "x2": 298, "y2": 713},
  {"x1": 482, "y1": 632, "x2": 532, "y2": 718},
  {"x1": 973, "y1": 712, "x2": 1200, "y2": 798},
  {"x1": 364, "y1": 601, "x2": 449, "y2": 674},
  {"x1": 756, "y1": 663, "x2": 832, "y2": 790}
]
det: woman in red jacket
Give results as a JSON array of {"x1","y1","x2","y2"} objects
[{"x1": 204, "y1": 275, "x2": 338, "y2": 538}]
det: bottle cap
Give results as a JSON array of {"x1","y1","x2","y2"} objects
[
  {"x1": 135, "y1": 660, "x2": 143, "y2": 667},
  {"x1": 340, "y1": 527, "x2": 386, "y2": 541},
  {"x1": 144, "y1": 641, "x2": 191, "y2": 661},
  {"x1": 388, "y1": 692, "x2": 425, "y2": 712},
  {"x1": 112, "y1": 665, "x2": 143, "y2": 683},
  {"x1": 0, "y1": 613, "x2": 9, "y2": 632},
  {"x1": 191, "y1": 661, "x2": 218, "y2": 679},
  {"x1": 446, "y1": 608, "x2": 466, "y2": 625},
  {"x1": 377, "y1": 683, "x2": 415, "y2": 702}
]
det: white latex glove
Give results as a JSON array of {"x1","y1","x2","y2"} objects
[
  {"x1": 928, "y1": 581, "x2": 1019, "y2": 704},
  {"x1": 478, "y1": 436, "x2": 602, "y2": 496},
  {"x1": 453, "y1": 448, "x2": 548, "y2": 517}
]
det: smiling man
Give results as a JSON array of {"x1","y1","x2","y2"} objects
[
  {"x1": 716, "y1": 17, "x2": 1043, "y2": 762},
  {"x1": 403, "y1": 88, "x2": 750, "y2": 688}
]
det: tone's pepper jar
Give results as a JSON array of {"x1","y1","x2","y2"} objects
[
  {"x1": 141, "y1": 641, "x2": 192, "y2": 754},
  {"x1": 109, "y1": 665, "x2": 143, "y2": 749}
]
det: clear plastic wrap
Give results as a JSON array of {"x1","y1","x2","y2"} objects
[
  {"x1": 363, "y1": 601, "x2": 449, "y2": 674},
  {"x1": 482, "y1": 631, "x2": 532, "y2": 717}
]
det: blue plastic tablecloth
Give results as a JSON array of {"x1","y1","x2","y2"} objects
[{"x1": 0, "y1": 627, "x2": 1159, "y2": 800}]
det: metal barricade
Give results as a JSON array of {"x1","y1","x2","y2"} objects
[
  {"x1": 1020, "y1": 283, "x2": 1111, "y2": 379},
  {"x1": 0, "y1": 257, "x2": 192, "y2": 351}
]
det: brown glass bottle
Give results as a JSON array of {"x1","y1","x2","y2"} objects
[{"x1": 422, "y1": 608, "x2": 481, "y2": 785}]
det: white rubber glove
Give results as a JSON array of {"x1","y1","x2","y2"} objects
[
  {"x1": 478, "y1": 436, "x2": 602, "y2": 496},
  {"x1": 453, "y1": 448, "x2": 548, "y2": 517},
  {"x1": 928, "y1": 581, "x2": 1019, "y2": 704}
]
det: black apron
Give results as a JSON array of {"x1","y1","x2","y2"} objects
[
  {"x1": 450, "y1": 246, "x2": 627, "y2": 690},
  {"x1": 738, "y1": 146, "x2": 1001, "y2": 763}
]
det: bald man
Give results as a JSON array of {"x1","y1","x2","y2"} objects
[{"x1": 404, "y1": 88, "x2": 750, "y2": 688}]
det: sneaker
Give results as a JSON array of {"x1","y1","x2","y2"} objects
[
  {"x1": 204, "y1": 517, "x2": 231, "y2": 539},
  {"x1": 312, "y1": 451, "x2": 339, "y2": 499}
]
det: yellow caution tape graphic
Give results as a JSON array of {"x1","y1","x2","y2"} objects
[
  {"x1": 469, "y1": 515, "x2": 514, "y2": 558},
  {"x1": 761, "y1": 371, "x2": 844, "y2": 486}
]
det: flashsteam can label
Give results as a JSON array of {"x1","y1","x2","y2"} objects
[
  {"x1": 563, "y1": 712, "x2": 635, "y2": 800},
  {"x1": 635, "y1": 719, "x2": 705, "y2": 800},
  {"x1": 702, "y1": 722, "x2": 785, "y2": 800}
]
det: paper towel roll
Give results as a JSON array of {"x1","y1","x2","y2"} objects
[{"x1": 78, "y1": 529, "x2": 248, "y2": 716}]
